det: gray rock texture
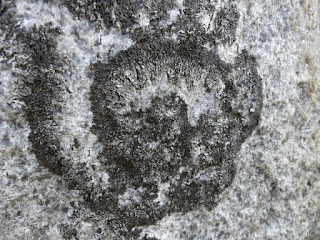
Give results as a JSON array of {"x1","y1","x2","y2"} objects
[{"x1": 0, "y1": 0, "x2": 319, "y2": 239}]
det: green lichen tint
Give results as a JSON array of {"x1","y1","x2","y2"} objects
[{"x1": 89, "y1": 37, "x2": 263, "y2": 232}]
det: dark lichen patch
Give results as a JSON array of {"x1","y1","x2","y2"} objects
[
  {"x1": 1, "y1": 12, "x2": 94, "y2": 193},
  {"x1": 212, "y1": 6, "x2": 240, "y2": 45},
  {"x1": 0, "y1": 4, "x2": 67, "y2": 175},
  {"x1": 89, "y1": 37, "x2": 263, "y2": 235},
  {"x1": 60, "y1": 225, "x2": 79, "y2": 240},
  {"x1": 63, "y1": 0, "x2": 176, "y2": 35},
  {"x1": 63, "y1": 0, "x2": 240, "y2": 45},
  {"x1": 16, "y1": 25, "x2": 67, "y2": 176}
]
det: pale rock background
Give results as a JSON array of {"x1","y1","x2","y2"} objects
[{"x1": 0, "y1": 0, "x2": 319, "y2": 239}]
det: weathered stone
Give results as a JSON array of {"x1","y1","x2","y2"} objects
[{"x1": 0, "y1": 0, "x2": 319, "y2": 239}]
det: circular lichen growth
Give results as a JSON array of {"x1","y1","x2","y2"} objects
[
  {"x1": 89, "y1": 37, "x2": 263, "y2": 231},
  {"x1": 5, "y1": 0, "x2": 263, "y2": 238}
]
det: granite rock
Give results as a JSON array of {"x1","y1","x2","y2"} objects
[{"x1": 0, "y1": 0, "x2": 319, "y2": 239}]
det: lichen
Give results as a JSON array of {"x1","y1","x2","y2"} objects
[
  {"x1": 9, "y1": 1, "x2": 263, "y2": 238},
  {"x1": 89, "y1": 37, "x2": 262, "y2": 234}
]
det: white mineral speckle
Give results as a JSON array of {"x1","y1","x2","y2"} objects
[
  {"x1": 118, "y1": 186, "x2": 144, "y2": 208},
  {"x1": 166, "y1": 0, "x2": 184, "y2": 25},
  {"x1": 138, "y1": 10, "x2": 150, "y2": 27},
  {"x1": 217, "y1": 42, "x2": 238, "y2": 63},
  {"x1": 153, "y1": 181, "x2": 171, "y2": 207},
  {"x1": 16, "y1": 0, "x2": 60, "y2": 29},
  {"x1": 124, "y1": 72, "x2": 225, "y2": 127}
]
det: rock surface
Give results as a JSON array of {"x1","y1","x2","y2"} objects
[{"x1": 0, "y1": 0, "x2": 319, "y2": 239}]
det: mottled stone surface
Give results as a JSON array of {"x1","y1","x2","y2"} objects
[
  {"x1": 0, "y1": 0, "x2": 319, "y2": 239},
  {"x1": 89, "y1": 37, "x2": 262, "y2": 232}
]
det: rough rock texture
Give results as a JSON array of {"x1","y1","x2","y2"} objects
[
  {"x1": 0, "y1": 0, "x2": 319, "y2": 239},
  {"x1": 89, "y1": 37, "x2": 262, "y2": 233}
]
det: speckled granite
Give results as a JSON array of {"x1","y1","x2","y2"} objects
[{"x1": 0, "y1": 0, "x2": 319, "y2": 239}]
